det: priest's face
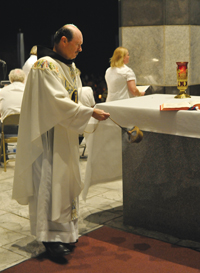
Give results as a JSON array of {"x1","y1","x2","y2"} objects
[{"x1": 62, "y1": 30, "x2": 83, "y2": 60}]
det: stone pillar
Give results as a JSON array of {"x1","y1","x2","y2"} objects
[{"x1": 119, "y1": 0, "x2": 200, "y2": 95}]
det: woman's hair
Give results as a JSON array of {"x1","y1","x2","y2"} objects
[
  {"x1": 30, "y1": 45, "x2": 37, "y2": 55},
  {"x1": 110, "y1": 47, "x2": 128, "y2": 68},
  {"x1": 9, "y1": 69, "x2": 26, "y2": 83}
]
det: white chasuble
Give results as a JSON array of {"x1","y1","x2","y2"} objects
[{"x1": 12, "y1": 56, "x2": 93, "y2": 236}]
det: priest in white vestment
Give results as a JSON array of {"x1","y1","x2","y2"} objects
[{"x1": 12, "y1": 24, "x2": 110, "y2": 258}]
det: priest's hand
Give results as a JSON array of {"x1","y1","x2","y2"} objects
[{"x1": 92, "y1": 108, "x2": 110, "y2": 121}]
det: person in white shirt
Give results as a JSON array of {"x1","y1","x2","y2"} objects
[
  {"x1": 105, "y1": 47, "x2": 145, "y2": 102},
  {"x1": 22, "y1": 46, "x2": 37, "y2": 82},
  {"x1": 0, "y1": 69, "x2": 25, "y2": 122},
  {"x1": 0, "y1": 69, "x2": 25, "y2": 161}
]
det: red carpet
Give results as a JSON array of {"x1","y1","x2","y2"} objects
[{"x1": 3, "y1": 226, "x2": 200, "y2": 273}]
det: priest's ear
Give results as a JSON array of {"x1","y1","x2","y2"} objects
[{"x1": 61, "y1": 36, "x2": 68, "y2": 44}]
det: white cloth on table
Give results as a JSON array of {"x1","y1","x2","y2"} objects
[
  {"x1": 105, "y1": 64, "x2": 136, "y2": 102},
  {"x1": 0, "y1": 81, "x2": 24, "y2": 122},
  {"x1": 83, "y1": 94, "x2": 200, "y2": 199},
  {"x1": 82, "y1": 117, "x2": 122, "y2": 200},
  {"x1": 94, "y1": 94, "x2": 200, "y2": 138}
]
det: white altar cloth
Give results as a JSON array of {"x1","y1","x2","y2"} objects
[{"x1": 82, "y1": 94, "x2": 200, "y2": 199}]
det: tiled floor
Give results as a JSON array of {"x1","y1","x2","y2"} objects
[
  {"x1": 1, "y1": 149, "x2": 200, "y2": 271},
  {"x1": 0, "y1": 149, "x2": 123, "y2": 271}
]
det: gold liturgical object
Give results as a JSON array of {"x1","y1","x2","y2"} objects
[{"x1": 175, "y1": 62, "x2": 191, "y2": 98}]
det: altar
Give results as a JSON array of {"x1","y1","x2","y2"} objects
[{"x1": 83, "y1": 94, "x2": 200, "y2": 241}]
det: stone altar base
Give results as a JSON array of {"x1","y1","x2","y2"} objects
[{"x1": 122, "y1": 131, "x2": 200, "y2": 242}]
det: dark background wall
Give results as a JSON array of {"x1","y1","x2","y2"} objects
[
  {"x1": 120, "y1": 0, "x2": 200, "y2": 26},
  {"x1": 0, "y1": 0, "x2": 119, "y2": 81}
]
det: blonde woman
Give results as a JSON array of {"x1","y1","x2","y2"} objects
[{"x1": 105, "y1": 47, "x2": 145, "y2": 102}]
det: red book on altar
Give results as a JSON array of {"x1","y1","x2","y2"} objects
[{"x1": 160, "y1": 100, "x2": 200, "y2": 111}]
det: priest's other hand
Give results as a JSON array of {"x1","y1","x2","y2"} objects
[{"x1": 92, "y1": 108, "x2": 110, "y2": 121}]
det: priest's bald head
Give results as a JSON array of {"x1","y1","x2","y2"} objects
[{"x1": 53, "y1": 24, "x2": 83, "y2": 60}]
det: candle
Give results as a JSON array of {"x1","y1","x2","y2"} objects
[{"x1": 177, "y1": 62, "x2": 188, "y2": 80}]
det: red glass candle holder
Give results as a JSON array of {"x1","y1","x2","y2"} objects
[{"x1": 175, "y1": 62, "x2": 190, "y2": 98}]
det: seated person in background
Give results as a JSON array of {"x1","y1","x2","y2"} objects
[
  {"x1": 105, "y1": 47, "x2": 145, "y2": 102},
  {"x1": 0, "y1": 69, "x2": 25, "y2": 121},
  {"x1": 0, "y1": 69, "x2": 26, "y2": 161},
  {"x1": 22, "y1": 45, "x2": 37, "y2": 82}
]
